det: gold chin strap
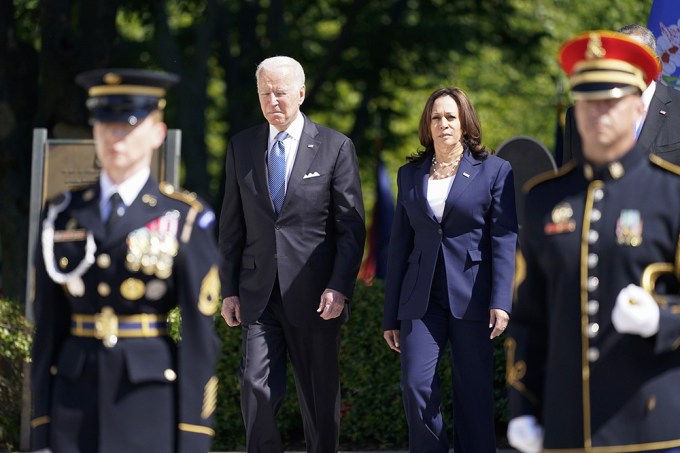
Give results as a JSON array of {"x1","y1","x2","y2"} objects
[{"x1": 570, "y1": 84, "x2": 641, "y2": 101}]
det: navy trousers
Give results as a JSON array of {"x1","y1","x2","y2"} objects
[{"x1": 400, "y1": 257, "x2": 496, "y2": 453}]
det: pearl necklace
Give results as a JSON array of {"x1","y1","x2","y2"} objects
[{"x1": 431, "y1": 152, "x2": 463, "y2": 180}]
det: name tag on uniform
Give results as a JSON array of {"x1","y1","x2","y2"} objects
[
  {"x1": 53, "y1": 229, "x2": 88, "y2": 242},
  {"x1": 545, "y1": 202, "x2": 576, "y2": 235}
]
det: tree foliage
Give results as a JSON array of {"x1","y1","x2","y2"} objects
[
  {"x1": 0, "y1": 0, "x2": 655, "y2": 449},
  {"x1": 1, "y1": 0, "x2": 652, "y2": 311}
]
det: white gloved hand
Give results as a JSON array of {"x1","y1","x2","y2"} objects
[
  {"x1": 612, "y1": 284, "x2": 660, "y2": 338},
  {"x1": 507, "y1": 415, "x2": 544, "y2": 453}
]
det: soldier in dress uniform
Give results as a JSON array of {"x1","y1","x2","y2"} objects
[
  {"x1": 506, "y1": 32, "x2": 680, "y2": 453},
  {"x1": 30, "y1": 69, "x2": 221, "y2": 453}
]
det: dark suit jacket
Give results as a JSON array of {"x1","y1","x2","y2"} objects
[
  {"x1": 562, "y1": 83, "x2": 680, "y2": 166},
  {"x1": 31, "y1": 177, "x2": 221, "y2": 453},
  {"x1": 383, "y1": 149, "x2": 518, "y2": 330},
  {"x1": 219, "y1": 114, "x2": 366, "y2": 328}
]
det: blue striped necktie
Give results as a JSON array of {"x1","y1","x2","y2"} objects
[{"x1": 268, "y1": 131, "x2": 288, "y2": 215}]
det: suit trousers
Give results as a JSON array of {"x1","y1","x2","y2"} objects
[
  {"x1": 240, "y1": 280, "x2": 342, "y2": 453},
  {"x1": 400, "y1": 258, "x2": 496, "y2": 453}
]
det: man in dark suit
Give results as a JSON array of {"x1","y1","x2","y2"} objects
[
  {"x1": 31, "y1": 69, "x2": 221, "y2": 453},
  {"x1": 508, "y1": 31, "x2": 680, "y2": 452},
  {"x1": 219, "y1": 56, "x2": 365, "y2": 453},
  {"x1": 562, "y1": 24, "x2": 680, "y2": 166}
]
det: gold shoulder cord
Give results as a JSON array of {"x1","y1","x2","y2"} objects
[
  {"x1": 159, "y1": 182, "x2": 204, "y2": 243},
  {"x1": 649, "y1": 154, "x2": 680, "y2": 176},
  {"x1": 523, "y1": 160, "x2": 576, "y2": 194}
]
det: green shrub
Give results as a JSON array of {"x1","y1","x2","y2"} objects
[
  {"x1": 211, "y1": 280, "x2": 509, "y2": 450},
  {"x1": 0, "y1": 298, "x2": 33, "y2": 452}
]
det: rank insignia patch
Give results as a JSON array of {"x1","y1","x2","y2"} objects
[
  {"x1": 199, "y1": 266, "x2": 220, "y2": 316},
  {"x1": 202, "y1": 376, "x2": 218, "y2": 419}
]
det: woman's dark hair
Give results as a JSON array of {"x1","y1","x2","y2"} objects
[{"x1": 408, "y1": 87, "x2": 490, "y2": 162}]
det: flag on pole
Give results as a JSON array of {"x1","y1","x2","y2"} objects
[
  {"x1": 647, "y1": 0, "x2": 680, "y2": 90},
  {"x1": 358, "y1": 153, "x2": 394, "y2": 285}
]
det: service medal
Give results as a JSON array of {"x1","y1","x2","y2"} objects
[{"x1": 616, "y1": 210, "x2": 643, "y2": 246}]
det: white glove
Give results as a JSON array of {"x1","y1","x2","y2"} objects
[
  {"x1": 507, "y1": 415, "x2": 544, "y2": 453},
  {"x1": 612, "y1": 284, "x2": 660, "y2": 338}
]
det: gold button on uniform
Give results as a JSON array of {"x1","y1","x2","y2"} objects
[
  {"x1": 50, "y1": 366, "x2": 58, "y2": 375},
  {"x1": 120, "y1": 278, "x2": 145, "y2": 300},
  {"x1": 97, "y1": 282, "x2": 111, "y2": 297},
  {"x1": 97, "y1": 253, "x2": 111, "y2": 268},
  {"x1": 609, "y1": 162, "x2": 624, "y2": 179},
  {"x1": 59, "y1": 257, "x2": 69, "y2": 269}
]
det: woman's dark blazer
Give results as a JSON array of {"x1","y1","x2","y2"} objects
[{"x1": 383, "y1": 148, "x2": 518, "y2": 330}]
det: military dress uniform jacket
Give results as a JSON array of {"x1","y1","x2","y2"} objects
[
  {"x1": 30, "y1": 177, "x2": 221, "y2": 453},
  {"x1": 507, "y1": 146, "x2": 680, "y2": 452}
]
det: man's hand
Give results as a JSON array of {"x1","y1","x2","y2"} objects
[
  {"x1": 612, "y1": 284, "x2": 660, "y2": 338},
  {"x1": 317, "y1": 288, "x2": 345, "y2": 320},
  {"x1": 383, "y1": 330, "x2": 401, "y2": 352},
  {"x1": 507, "y1": 415, "x2": 543, "y2": 453},
  {"x1": 221, "y1": 296, "x2": 241, "y2": 327},
  {"x1": 489, "y1": 308, "x2": 510, "y2": 339}
]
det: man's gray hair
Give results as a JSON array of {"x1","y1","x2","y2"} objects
[
  {"x1": 256, "y1": 56, "x2": 306, "y2": 89},
  {"x1": 619, "y1": 24, "x2": 657, "y2": 54}
]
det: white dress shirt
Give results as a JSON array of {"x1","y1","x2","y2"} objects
[
  {"x1": 99, "y1": 167, "x2": 150, "y2": 220},
  {"x1": 635, "y1": 80, "x2": 656, "y2": 139},
  {"x1": 427, "y1": 175, "x2": 455, "y2": 222}
]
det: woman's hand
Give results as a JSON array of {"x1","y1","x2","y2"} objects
[
  {"x1": 489, "y1": 308, "x2": 510, "y2": 339},
  {"x1": 383, "y1": 329, "x2": 401, "y2": 352}
]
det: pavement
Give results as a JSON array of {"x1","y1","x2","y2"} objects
[{"x1": 214, "y1": 450, "x2": 519, "y2": 452}]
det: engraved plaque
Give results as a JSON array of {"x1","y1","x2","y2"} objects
[{"x1": 41, "y1": 140, "x2": 163, "y2": 204}]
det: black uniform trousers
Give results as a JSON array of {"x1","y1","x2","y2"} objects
[{"x1": 240, "y1": 279, "x2": 342, "y2": 453}]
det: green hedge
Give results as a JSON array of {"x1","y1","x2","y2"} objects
[
  {"x1": 0, "y1": 299, "x2": 32, "y2": 452},
  {"x1": 212, "y1": 280, "x2": 509, "y2": 451},
  {"x1": 0, "y1": 281, "x2": 509, "y2": 451}
]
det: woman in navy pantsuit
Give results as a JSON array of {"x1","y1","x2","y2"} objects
[{"x1": 383, "y1": 88, "x2": 518, "y2": 453}]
